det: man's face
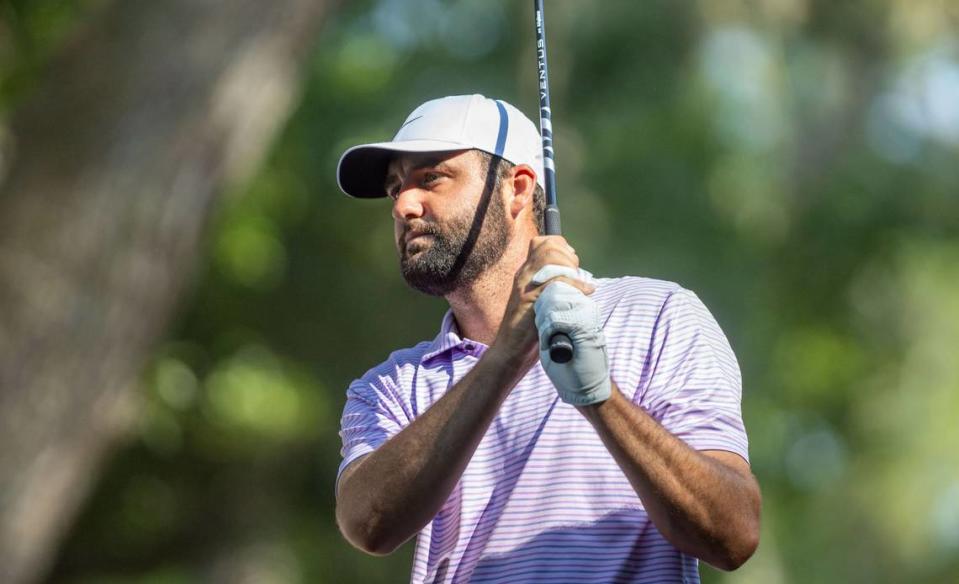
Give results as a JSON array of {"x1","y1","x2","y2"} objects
[{"x1": 385, "y1": 150, "x2": 511, "y2": 297}]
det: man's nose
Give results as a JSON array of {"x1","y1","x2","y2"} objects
[{"x1": 391, "y1": 185, "x2": 426, "y2": 221}]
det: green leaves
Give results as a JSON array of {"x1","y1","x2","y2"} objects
[{"x1": 44, "y1": 0, "x2": 959, "y2": 582}]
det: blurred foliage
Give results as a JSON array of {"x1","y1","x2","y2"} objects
[
  {"x1": 2, "y1": 0, "x2": 956, "y2": 582},
  {"x1": 0, "y1": 0, "x2": 107, "y2": 104}
]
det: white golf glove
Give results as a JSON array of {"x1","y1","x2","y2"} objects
[{"x1": 532, "y1": 265, "x2": 611, "y2": 406}]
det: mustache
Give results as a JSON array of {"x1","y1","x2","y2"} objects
[
  {"x1": 399, "y1": 220, "x2": 444, "y2": 257},
  {"x1": 401, "y1": 220, "x2": 443, "y2": 240}
]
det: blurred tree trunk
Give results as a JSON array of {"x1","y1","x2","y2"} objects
[{"x1": 0, "y1": 1, "x2": 336, "y2": 583}]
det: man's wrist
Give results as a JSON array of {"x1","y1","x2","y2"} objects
[
  {"x1": 576, "y1": 380, "x2": 622, "y2": 422},
  {"x1": 483, "y1": 341, "x2": 536, "y2": 385}
]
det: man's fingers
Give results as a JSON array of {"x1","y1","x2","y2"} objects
[
  {"x1": 521, "y1": 241, "x2": 581, "y2": 286},
  {"x1": 535, "y1": 249, "x2": 578, "y2": 272},
  {"x1": 517, "y1": 238, "x2": 594, "y2": 305},
  {"x1": 528, "y1": 236, "x2": 578, "y2": 265},
  {"x1": 534, "y1": 246, "x2": 578, "y2": 270},
  {"x1": 529, "y1": 264, "x2": 594, "y2": 288},
  {"x1": 524, "y1": 275, "x2": 595, "y2": 297}
]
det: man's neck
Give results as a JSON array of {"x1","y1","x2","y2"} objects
[{"x1": 444, "y1": 239, "x2": 528, "y2": 346}]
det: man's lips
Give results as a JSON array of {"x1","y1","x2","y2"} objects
[{"x1": 404, "y1": 231, "x2": 434, "y2": 245}]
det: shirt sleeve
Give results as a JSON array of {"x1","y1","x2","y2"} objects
[
  {"x1": 336, "y1": 370, "x2": 410, "y2": 491},
  {"x1": 635, "y1": 288, "x2": 750, "y2": 462}
]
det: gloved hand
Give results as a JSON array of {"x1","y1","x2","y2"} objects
[{"x1": 532, "y1": 265, "x2": 611, "y2": 406}]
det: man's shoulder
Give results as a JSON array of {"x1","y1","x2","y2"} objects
[
  {"x1": 592, "y1": 275, "x2": 686, "y2": 314},
  {"x1": 351, "y1": 340, "x2": 434, "y2": 388}
]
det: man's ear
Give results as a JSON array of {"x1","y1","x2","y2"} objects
[{"x1": 507, "y1": 164, "x2": 537, "y2": 219}]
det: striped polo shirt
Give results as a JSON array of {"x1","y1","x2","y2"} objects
[{"x1": 338, "y1": 276, "x2": 749, "y2": 583}]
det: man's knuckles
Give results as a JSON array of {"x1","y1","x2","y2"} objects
[
  {"x1": 530, "y1": 235, "x2": 575, "y2": 256},
  {"x1": 532, "y1": 276, "x2": 594, "y2": 298},
  {"x1": 528, "y1": 250, "x2": 578, "y2": 273}
]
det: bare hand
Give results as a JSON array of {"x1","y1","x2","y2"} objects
[{"x1": 492, "y1": 236, "x2": 595, "y2": 370}]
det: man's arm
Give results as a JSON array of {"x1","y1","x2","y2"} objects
[
  {"x1": 578, "y1": 382, "x2": 761, "y2": 571},
  {"x1": 336, "y1": 237, "x2": 586, "y2": 555},
  {"x1": 335, "y1": 344, "x2": 530, "y2": 555}
]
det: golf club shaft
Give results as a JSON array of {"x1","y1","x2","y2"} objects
[{"x1": 534, "y1": 0, "x2": 574, "y2": 364}]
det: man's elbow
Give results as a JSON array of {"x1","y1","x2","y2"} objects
[
  {"x1": 713, "y1": 525, "x2": 760, "y2": 571},
  {"x1": 336, "y1": 504, "x2": 402, "y2": 556},
  {"x1": 711, "y1": 503, "x2": 761, "y2": 571},
  {"x1": 345, "y1": 532, "x2": 401, "y2": 557},
  {"x1": 347, "y1": 532, "x2": 402, "y2": 557},
  {"x1": 716, "y1": 475, "x2": 763, "y2": 571}
]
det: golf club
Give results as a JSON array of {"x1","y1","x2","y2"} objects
[{"x1": 534, "y1": 0, "x2": 574, "y2": 364}]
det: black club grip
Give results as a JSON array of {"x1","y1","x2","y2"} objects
[{"x1": 548, "y1": 332, "x2": 574, "y2": 363}]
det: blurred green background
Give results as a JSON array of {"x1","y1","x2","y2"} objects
[{"x1": 3, "y1": 0, "x2": 958, "y2": 582}]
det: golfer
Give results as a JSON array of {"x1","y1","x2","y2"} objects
[{"x1": 334, "y1": 94, "x2": 761, "y2": 583}]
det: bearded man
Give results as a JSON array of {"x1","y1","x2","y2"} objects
[{"x1": 334, "y1": 94, "x2": 761, "y2": 583}]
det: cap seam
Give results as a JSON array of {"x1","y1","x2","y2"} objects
[{"x1": 457, "y1": 95, "x2": 477, "y2": 144}]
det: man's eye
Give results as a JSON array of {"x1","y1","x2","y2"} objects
[
  {"x1": 422, "y1": 172, "x2": 441, "y2": 185},
  {"x1": 384, "y1": 177, "x2": 401, "y2": 199}
]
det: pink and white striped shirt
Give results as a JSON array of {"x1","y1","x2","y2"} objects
[{"x1": 338, "y1": 276, "x2": 749, "y2": 583}]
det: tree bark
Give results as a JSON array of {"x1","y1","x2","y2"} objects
[{"x1": 0, "y1": 1, "x2": 336, "y2": 582}]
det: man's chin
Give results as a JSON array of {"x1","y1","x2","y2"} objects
[
  {"x1": 402, "y1": 275, "x2": 456, "y2": 297},
  {"x1": 400, "y1": 261, "x2": 457, "y2": 297}
]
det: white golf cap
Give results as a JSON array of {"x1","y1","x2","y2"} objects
[{"x1": 337, "y1": 94, "x2": 545, "y2": 198}]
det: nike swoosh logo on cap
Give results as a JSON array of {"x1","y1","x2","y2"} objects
[{"x1": 399, "y1": 115, "x2": 423, "y2": 131}]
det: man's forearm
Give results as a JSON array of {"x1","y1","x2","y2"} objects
[
  {"x1": 579, "y1": 381, "x2": 761, "y2": 571},
  {"x1": 335, "y1": 345, "x2": 530, "y2": 555}
]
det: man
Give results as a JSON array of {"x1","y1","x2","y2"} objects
[{"x1": 334, "y1": 94, "x2": 760, "y2": 583}]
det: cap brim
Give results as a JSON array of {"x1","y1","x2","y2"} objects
[{"x1": 336, "y1": 139, "x2": 472, "y2": 199}]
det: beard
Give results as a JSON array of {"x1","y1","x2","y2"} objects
[{"x1": 399, "y1": 195, "x2": 511, "y2": 297}]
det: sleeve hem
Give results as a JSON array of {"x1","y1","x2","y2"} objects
[
  {"x1": 335, "y1": 448, "x2": 374, "y2": 498},
  {"x1": 686, "y1": 437, "x2": 750, "y2": 464}
]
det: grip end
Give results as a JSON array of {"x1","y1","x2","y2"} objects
[{"x1": 548, "y1": 332, "x2": 574, "y2": 363}]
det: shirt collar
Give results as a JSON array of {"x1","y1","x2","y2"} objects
[{"x1": 420, "y1": 310, "x2": 484, "y2": 364}]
